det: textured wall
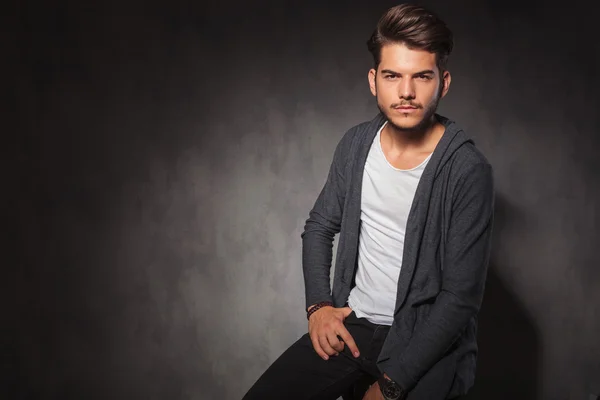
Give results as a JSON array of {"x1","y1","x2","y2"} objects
[{"x1": 6, "y1": 0, "x2": 600, "y2": 399}]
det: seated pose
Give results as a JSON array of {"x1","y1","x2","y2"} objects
[{"x1": 243, "y1": 4, "x2": 495, "y2": 399}]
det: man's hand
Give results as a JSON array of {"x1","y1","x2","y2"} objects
[
  {"x1": 308, "y1": 306, "x2": 360, "y2": 360},
  {"x1": 362, "y1": 381, "x2": 383, "y2": 400}
]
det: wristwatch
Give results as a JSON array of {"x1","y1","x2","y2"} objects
[{"x1": 378, "y1": 374, "x2": 406, "y2": 400}]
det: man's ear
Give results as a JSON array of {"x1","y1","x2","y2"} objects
[
  {"x1": 368, "y1": 68, "x2": 377, "y2": 97},
  {"x1": 440, "y1": 69, "x2": 451, "y2": 98}
]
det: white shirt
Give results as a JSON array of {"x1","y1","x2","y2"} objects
[{"x1": 347, "y1": 122, "x2": 431, "y2": 325}]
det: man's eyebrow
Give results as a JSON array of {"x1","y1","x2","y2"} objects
[{"x1": 380, "y1": 69, "x2": 436, "y2": 76}]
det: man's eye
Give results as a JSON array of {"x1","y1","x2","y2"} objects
[
  {"x1": 385, "y1": 75, "x2": 397, "y2": 79},
  {"x1": 417, "y1": 75, "x2": 432, "y2": 80}
]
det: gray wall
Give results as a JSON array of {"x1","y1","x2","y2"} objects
[{"x1": 6, "y1": 0, "x2": 600, "y2": 399}]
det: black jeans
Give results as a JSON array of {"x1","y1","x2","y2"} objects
[{"x1": 243, "y1": 311, "x2": 390, "y2": 400}]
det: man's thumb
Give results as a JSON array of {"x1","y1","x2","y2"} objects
[{"x1": 341, "y1": 306, "x2": 353, "y2": 318}]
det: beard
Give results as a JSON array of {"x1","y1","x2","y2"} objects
[{"x1": 377, "y1": 83, "x2": 443, "y2": 135}]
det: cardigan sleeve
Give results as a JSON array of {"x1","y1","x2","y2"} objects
[{"x1": 300, "y1": 130, "x2": 352, "y2": 310}]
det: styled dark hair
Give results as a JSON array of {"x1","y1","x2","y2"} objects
[{"x1": 367, "y1": 4, "x2": 454, "y2": 72}]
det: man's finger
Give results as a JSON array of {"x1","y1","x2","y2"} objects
[
  {"x1": 310, "y1": 333, "x2": 329, "y2": 360},
  {"x1": 318, "y1": 333, "x2": 338, "y2": 356},
  {"x1": 337, "y1": 326, "x2": 360, "y2": 357},
  {"x1": 326, "y1": 332, "x2": 343, "y2": 353},
  {"x1": 337, "y1": 337, "x2": 346, "y2": 352}
]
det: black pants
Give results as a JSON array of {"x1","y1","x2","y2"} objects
[{"x1": 243, "y1": 311, "x2": 390, "y2": 400}]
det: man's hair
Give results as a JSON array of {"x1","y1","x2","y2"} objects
[{"x1": 367, "y1": 4, "x2": 454, "y2": 72}]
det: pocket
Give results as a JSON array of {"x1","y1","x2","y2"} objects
[{"x1": 342, "y1": 310, "x2": 357, "y2": 329}]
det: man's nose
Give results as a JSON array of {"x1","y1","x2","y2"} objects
[{"x1": 398, "y1": 79, "x2": 416, "y2": 99}]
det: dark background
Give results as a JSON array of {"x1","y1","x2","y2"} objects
[{"x1": 5, "y1": 0, "x2": 600, "y2": 399}]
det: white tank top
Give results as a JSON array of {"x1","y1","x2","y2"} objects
[{"x1": 347, "y1": 121, "x2": 431, "y2": 325}]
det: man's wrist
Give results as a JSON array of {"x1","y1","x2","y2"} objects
[{"x1": 306, "y1": 301, "x2": 333, "y2": 320}]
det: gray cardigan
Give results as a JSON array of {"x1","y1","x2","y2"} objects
[{"x1": 301, "y1": 112, "x2": 495, "y2": 399}]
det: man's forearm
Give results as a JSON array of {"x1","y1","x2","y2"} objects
[
  {"x1": 301, "y1": 214, "x2": 337, "y2": 308},
  {"x1": 300, "y1": 128, "x2": 352, "y2": 310}
]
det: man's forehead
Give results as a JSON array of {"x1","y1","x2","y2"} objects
[{"x1": 379, "y1": 43, "x2": 437, "y2": 70}]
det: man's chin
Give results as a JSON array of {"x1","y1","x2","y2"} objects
[{"x1": 386, "y1": 115, "x2": 424, "y2": 131}]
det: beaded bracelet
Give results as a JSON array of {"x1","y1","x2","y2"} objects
[{"x1": 306, "y1": 301, "x2": 334, "y2": 320}]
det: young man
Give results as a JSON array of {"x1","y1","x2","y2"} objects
[{"x1": 244, "y1": 4, "x2": 494, "y2": 400}]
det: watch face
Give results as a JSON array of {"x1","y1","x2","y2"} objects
[{"x1": 382, "y1": 381, "x2": 402, "y2": 399}]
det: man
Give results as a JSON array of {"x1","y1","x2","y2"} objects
[{"x1": 244, "y1": 3, "x2": 494, "y2": 400}]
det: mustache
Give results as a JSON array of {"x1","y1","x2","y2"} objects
[{"x1": 391, "y1": 103, "x2": 420, "y2": 108}]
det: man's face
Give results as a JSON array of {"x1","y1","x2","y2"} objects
[{"x1": 368, "y1": 42, "x2": 451, "y2": 133}]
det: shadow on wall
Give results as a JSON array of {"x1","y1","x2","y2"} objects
[{"x1": 463, "y1": 194, "x2": 540, "y2": 400}]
